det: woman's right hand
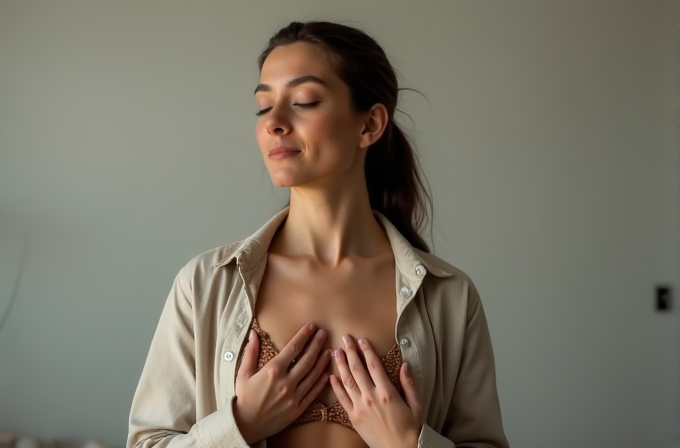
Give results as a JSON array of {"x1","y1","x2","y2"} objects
[{"x1": 233, "y1": 322, "x2": 332, "y2": 444}]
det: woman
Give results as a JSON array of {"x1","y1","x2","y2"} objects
[{"x1": 127, "y1": 21, "x2": 510, "y2": 448}]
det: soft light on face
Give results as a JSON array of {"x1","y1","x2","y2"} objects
[{"x1": 254, "y1": 42, "x2": 365, "y2": 188}]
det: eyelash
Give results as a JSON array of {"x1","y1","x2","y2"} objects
[{"x1": 255, "y1": 101, "x2": 321, "y2": 117}]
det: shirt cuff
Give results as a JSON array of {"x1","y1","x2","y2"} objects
[{"x1": 418, "y1": 423, "x2": 456, "y2": 448}]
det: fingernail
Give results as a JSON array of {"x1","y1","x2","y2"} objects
[
  {"x1": 342, "y1": 335, "x2": 353, "y2": 347},
  {"x1": 403, "y1": 362, "x2": 409, "y2": 374},
  {"x1": 357, "y1": 338, "x2": 367, "y2": 347},
  {"x1": 315, "y1": 328, "x2": 326, "y2": 340},
  {"x1": 248, "y1": 330, "x2": 255, "y2": 341},
  {"x1": 333, "y1": 349, "x2": 342, "y2": 358},
  {"x1": 308, "y1": 322, "x2": 316, "y2": 331}
]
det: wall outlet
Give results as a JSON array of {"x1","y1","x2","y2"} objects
[{"x1": 655, "y1": 285, "x2": 672, "y2": 311}]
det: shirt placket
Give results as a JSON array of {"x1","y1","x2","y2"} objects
[{"x1": 395, "y1": 262, "x2": 428, "y2": 390}]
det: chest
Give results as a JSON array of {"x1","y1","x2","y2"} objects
[
  {"x1": 253, "y1": 254, "x2": 399, "y2": 364},
  {"x1": 214, "y1": 255, "x2": 443, "y2": 436}
]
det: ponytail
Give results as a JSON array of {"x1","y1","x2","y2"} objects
[{"x1": 365, "y1": 121, "x2": 432, "y2": 253}]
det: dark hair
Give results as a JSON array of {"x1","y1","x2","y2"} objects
[{"x1": 259, "y1": 21, "x2": 433, "y2": 253}]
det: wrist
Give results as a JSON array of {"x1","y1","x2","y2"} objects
[
  {"x1": 402, "y1": 425, "x2": 420, "y2": 448},
  {"x1": 232, "y1": 397, "x2": 258, "y2": 445}
]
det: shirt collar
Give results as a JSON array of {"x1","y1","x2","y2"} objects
[{"x1": 212, "y1": 207, "x2": 454, "y2": 279}]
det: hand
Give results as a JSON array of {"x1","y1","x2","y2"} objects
[
  {"x1": 234, "y1": 322, "x2": 332, "y2": 444},
  {"x1": 330, "y1": 335, "x2": 423, "y2": 448}
]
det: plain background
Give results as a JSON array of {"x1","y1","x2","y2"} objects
[{"x1": 0, "y1": 1, "x2": 678, "y2": 447}]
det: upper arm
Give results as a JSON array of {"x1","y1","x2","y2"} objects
[
  {"x1": 443, "y1": 281, "x2": 510, "y2": 448},
  {"x1": 127, "y1": 264, "x2": 199, "y2": 447},
  {"x1": 127, "y1": 259, "x2": 253, "y2": 448}
]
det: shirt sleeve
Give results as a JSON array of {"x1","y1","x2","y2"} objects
[
  {"x1": 126, "y1": 264, "x2": 251, "y2": 448},
  {"x1": 417, "y1": 282, "x2": 510, "y2": 448}
]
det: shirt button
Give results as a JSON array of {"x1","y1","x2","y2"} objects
[
  {"x1": 415, "y1": 264, "x2": 427, "y2": 278},
  {"x1": 224, "y1": 351, "x2": 234, "y2": 362},
  {"x1": 400, "y1": 286, "x2": 412, "y2": 298},
  {"x1": 399, "y1": 338, "x2": 410, "y2": 346}
]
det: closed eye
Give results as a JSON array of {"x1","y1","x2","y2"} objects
[
  {"x1": 294, "y1": 101, "x2": 321, "y2": 109},
  {"x1": 255, "y1": 101, "x2": 321, "y2": 117}
]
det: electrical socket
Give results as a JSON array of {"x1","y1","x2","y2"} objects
[{"x1": 655, "y1": 285, "x2": 672, "y2": 312}]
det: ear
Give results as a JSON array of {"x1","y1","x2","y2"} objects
[{"x1": 358, "y1": 104, "x2": 389, "y2": 149}]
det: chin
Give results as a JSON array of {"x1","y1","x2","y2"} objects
[
  {"x1": 271, "y1": 178, "x2": 296, "y2": 188},
  {"x1": 268, "y1": 171, "x2": 306, "y2": 188},
  {"x1": 267, "y1": 162, "x2": 322, "y2": 187}
]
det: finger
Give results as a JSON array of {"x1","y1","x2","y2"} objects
[
  {"x1": 341, "y1": 335, "x2": 374, "y2": 391},
  {"x1": 329, "y1": 374, "x2": 354, "y2": 412},
  {"x1": 296, "y1": 348, "x2": 332, "y2": 397},
  {"x1": 357, "y1": 337, "x2": 392, "y2": 389},
  {"x1": 290, "y1": 328, "x2": 327, "y2": 381},
  {"x1": 299, "y1": 372, "x2": 330, "y2": 412},
  {"x1": 400, "y1": 363, "x2": 423, "y2": 422},
  {"x1": 277, "y1": 322, "x2": 317, "y2": 366},
  {"x1": 332, "y1": 347, "x2": 362, "y2": 403},
  {"x1": 237, "y1": 330, "x2": 259, "y2": 380}
]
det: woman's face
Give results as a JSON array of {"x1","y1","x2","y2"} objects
[{"x1": 254, "y1": 42, "x2": 366, "y2": 188}]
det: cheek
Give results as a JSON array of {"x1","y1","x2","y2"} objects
[
  {"x1": 301, "y1": 111, "x2": 358, "y2": 147},
  {"x1": 297, "y1": 113, "x2": 331, "y2": 138},
  {"x1": 307, "y1": 117, "x2": 361, "y2": 173}
]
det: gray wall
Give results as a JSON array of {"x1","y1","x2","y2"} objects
[{"x1": 0, "y1": 1, "x2": 678, "y2": 447}]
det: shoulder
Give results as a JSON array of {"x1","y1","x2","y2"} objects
[
  {"x1": 414, "y1": 249, "x2": 476, "y2": 286},
  {"x1": 174, "y1": 239, "x2": 247, "y2": 289},
  {"x1": 413, "y1": 248, "x2": 482, "y2": 310}
]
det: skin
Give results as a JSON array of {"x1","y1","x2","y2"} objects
[{"x1": 233, "y1": 42, "x2": 422, "y2": 448}]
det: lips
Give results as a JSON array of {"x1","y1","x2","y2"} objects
[{"x1": 268, "y1": 146, "x2": 301, "y2": 158}]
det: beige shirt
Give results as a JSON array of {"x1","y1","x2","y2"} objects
[{"x1": 127, "y1": 208, "x2": 510, "y2": 448}]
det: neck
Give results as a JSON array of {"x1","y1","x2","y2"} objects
[{"x1": 272, "y1": 180, "x2": 391, "y2": 266}]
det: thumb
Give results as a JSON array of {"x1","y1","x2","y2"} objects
[
  {"x1": 400, "y1": 363, "x2": 423, "y2": 421},
  {"x1": 238, "y1": 330, "x2": 260, "y2": 381}
]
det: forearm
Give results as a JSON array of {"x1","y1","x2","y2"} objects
[{"x1": 129, "y1": 397, "x2": 253, "y2": 448}]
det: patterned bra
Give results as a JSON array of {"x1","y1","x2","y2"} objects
[{"x1": 248, "y1": 318, "x2": 404, "y2": 431}]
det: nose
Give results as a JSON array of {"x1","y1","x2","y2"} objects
[{"x1": 265, "y1": 105, "x2": 292, "y2": 136}]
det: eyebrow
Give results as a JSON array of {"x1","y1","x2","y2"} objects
[{"x1": 254, "y1": 75, "x2": 327, "y2": 95}]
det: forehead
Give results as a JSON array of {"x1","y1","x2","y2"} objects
[{"x1": 259, "y1": 42, "x2": 341, "y2": 87}]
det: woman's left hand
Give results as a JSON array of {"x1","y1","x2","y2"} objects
[{"x1": 330, "y1": 335, "x2": 423, "y2": 448}]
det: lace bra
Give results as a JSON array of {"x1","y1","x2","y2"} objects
[{"x1": 247, "y1": 318, "x2": 404, "y2": 431}]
